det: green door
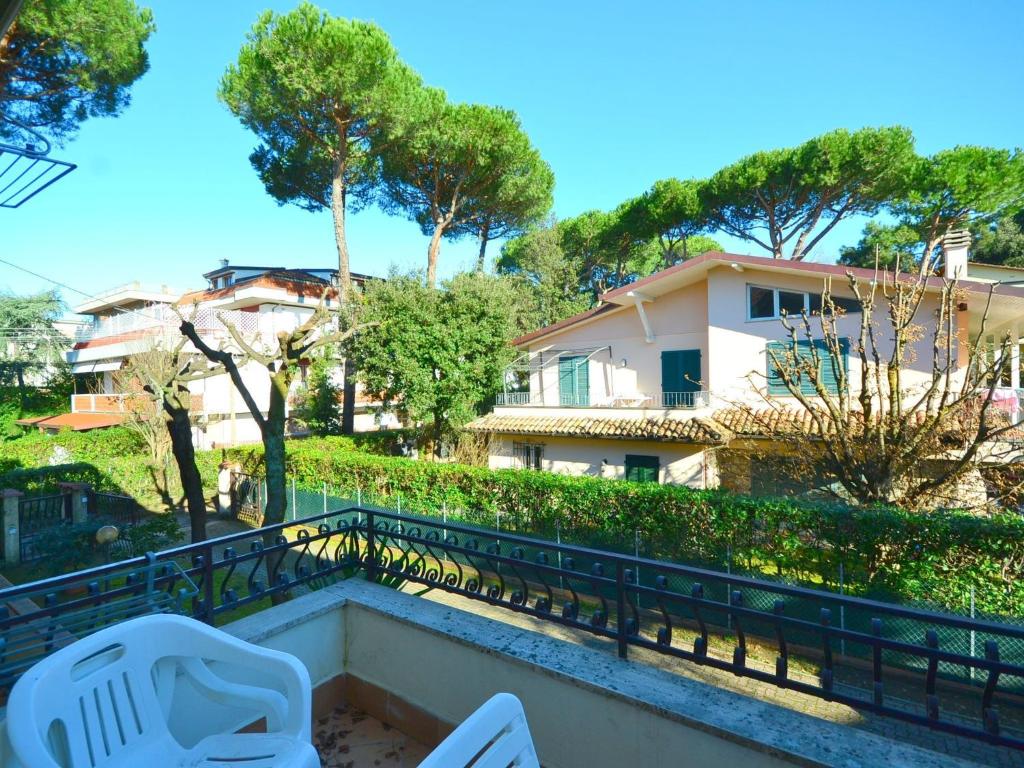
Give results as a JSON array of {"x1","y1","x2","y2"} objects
[
  {"x1": 625, "y1": 454, "x2": 660, "y2": 483},
  {"x1": 661, "y1": 349, "x2": 701, "y2": 407},
  {"x1": 558, "y1": 355, "x2": 589, "y2": 406}
]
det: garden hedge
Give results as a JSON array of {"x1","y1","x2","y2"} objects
[
  {"x1": 229, "y1": 437, "x2": 1024, "y2": 617},
  {"x1": 1, "y1": 427, "x2": 221, "y2": 503},
  {"x1": 4, "y1": 429, "x2": 1021, "y2": 616}
]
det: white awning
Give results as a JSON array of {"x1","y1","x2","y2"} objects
[{"x1": 71, "y1": 360, "x2": 122, "y2": 374}]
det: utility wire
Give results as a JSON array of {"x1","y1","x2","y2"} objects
[{"x1": 0, "y1": 255, "x2": 180, "y2": 326}]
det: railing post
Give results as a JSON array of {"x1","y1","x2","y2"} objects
[
  {"x1": 615, "y1": 561, "x2": 628, "y2": 659},
  {"x1": 202, "y1": 544, "x2": 215, "y2": 625},
  {"x1": 365, "y1": 510, "x2": 377, "y2": 583},
  {"x1": 218, "y1": 462, "x2": 237, "y2": 516},
  {"x1": 1, "y1": 489, "x2": 23, "y2": 565}
]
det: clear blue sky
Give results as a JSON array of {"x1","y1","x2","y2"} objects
[{"x1": 2, "y1": 0, "x2": 1023, "y2": 304}]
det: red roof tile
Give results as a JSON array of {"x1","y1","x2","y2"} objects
[{"x1": 16, "y1": 413, "x2": 125, "y2": 431}]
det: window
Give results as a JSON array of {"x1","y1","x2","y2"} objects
[
  {"x1": 748, "y1": 285, "x2": 861, "y2": 321},
  {"x1": 766, "y1": 338, "x2": 849, "y2": 395},
  {"x1": 625, "y1": 454, "x2": 660, "y2": 483},
  {"x1": 748, "y1": 286, "x2": 775, "y2": 319},
  {"x1": 558, "y1": 355, "x2": 589, "y2": 406},
  {"x1": 513, "y1": 442, "x2": 544, "y2": 470},
  {"x1": 777, "y1": 290, "x2": 805, "y2": 316}
]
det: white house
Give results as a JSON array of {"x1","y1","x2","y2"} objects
[
  {"x1": 33, "y1": 262, "x2": 390, "y2": 447},
  {"x1": 467, "y1": 241, "x2": 1024, "y2": 494}
]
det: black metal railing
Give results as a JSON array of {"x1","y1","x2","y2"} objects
[
  {"x1": 1, "y1": 505, "x2": 1022, "y2": 750},
  {"x1": 89, "y1": 491, "x2": 141, "y2": 527}
]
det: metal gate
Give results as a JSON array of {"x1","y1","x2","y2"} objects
[
  {"x1": 231, "y1": 473, "x2": 264, "y2": 528},
  {"x1": 18, "y1": 493, "x2": 71, "y2": 561}
]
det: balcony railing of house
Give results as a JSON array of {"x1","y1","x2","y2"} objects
[
  {"x1": 2, "y1": 504, "x2": 1022, "y2": 749},
  {"x1": 71, "y1": 393, "x2": 204, "y2": 414},
  {"x1": 495, "y1": 390, "x2": 711, "y2": 409},
  {"x1": 76, "y1": 306, "x2": 261, "y2": 343}
]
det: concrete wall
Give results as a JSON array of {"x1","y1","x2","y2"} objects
[
  {"x1": 0, "y1": 583, "x2": 977, "y2": 768},
  {"x1": 488, "y1": 435, "x2": 711, "y2": 487},
  {"x1": 223, "y1": 581, "x2": 966, "y2": 768}
]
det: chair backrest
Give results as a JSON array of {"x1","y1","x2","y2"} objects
[
  {"x1": 6, "y1": 615, "x2": 236, "y2": 767},
  {"x1": 418, "y1": 693, "x2": 539, "y2": 768}
]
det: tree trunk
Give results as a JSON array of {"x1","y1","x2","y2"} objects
[
  {"x1": 331, "y1": 151, "x2": 352, "y2": 304},
  {"x1": 163, "y1": 393, "x2": 207, "y2": 542},
  {"x1": 475, "y1": 221, "x2": 490, "y2": 273},
  {"x1": 262, "y1": 371, "x2": 291, "y2": 603},
  {"x1": 262, "y1": 372, "x2": 290, "y2": 527},
  {"x1": 341, "y1": 356, "x2": 356, "y2": 435},
  {"x1": 426, "y1": 222, "x2": 445, "y2": 288},
  {"x1": 14, "y1": 364, "x2": 26, "y2": 409}
]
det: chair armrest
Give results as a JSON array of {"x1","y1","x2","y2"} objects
[
  {"x1": 179, "y1": 658, "x2": 290, "y2": 733},
  {"x1": 167, "y1": 620, "x2": 313, "y2": 741}
]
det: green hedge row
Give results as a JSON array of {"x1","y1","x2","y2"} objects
[
  {"x1": 0, "y1": 427, "x2": 222, "y2": 504},
  {"x1": 229, "y1": 437, "x2": 1024, "y2": 616}
]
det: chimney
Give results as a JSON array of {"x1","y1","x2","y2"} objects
[
  {"x1": 942, "y1": 230, "x2": 971, "y2": 280},
  {"x1": 220, "y1": 258, "x2": 229, "y2": 268}
]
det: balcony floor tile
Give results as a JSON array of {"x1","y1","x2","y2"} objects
[{"x1": 314, "y1": 703, "x2": 430, "y2": 768}]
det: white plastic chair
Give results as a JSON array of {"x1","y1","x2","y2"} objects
[
  {"x1": 6, "y1": 614, "x2": 319, "y2": 768},
  {"x1": 418, "y1": 693, "x2": 539, "y2": 768}
]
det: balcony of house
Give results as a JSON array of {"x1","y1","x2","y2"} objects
[
  {"x1": 72, "y1": 282, "x2": 180, "y2": 316},
  {"x1": 496, "y1": 388, "x2": 711, "y2": 410},
  {"x1": 75, "y1": 305, "x2": 262, "y2": 344},
  {"x1": 71, "y1": 392, "x2": 203, "y2": 414},
  {"x1": 500, "y1": 345, "x2": 712, "y2": 418},
  {"x1": 0, "y1": 504, "x2": 1020, "y2": 767}
]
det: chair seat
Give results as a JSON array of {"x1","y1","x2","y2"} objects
[{"x1": 187, "y1": 733, "x2": 320, "y2": 768}]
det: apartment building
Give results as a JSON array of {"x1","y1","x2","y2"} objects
[
  {"x1": 38, "y1": 262, "x2": 387, "y2": 447},
  {"x1": 467, "y1": 241, "x2": 1024, "y2": 494}
]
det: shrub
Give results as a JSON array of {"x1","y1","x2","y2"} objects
[{"x1": 228, "y1": 438, "x2": 1024, "y2": 616}]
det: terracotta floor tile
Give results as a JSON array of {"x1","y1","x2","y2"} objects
[{"x1": 315, "y1": 703, "x2": 427, "y2": 768}]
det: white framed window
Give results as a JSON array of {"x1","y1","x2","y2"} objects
[
  {"x1": 513, "y1": 441, "x2": 544, "y2": 470},
  {"x1": 747, "y1": 284, "x2": 860, "y2": 321}
]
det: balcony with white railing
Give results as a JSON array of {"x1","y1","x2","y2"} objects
[
  {"x1": 495, "y1": 390, "x2": 711, "y2": 409},
  {"x1": 76, "y1": 305, "x2": 261, "y2": 343}
]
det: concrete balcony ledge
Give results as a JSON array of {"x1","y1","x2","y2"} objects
[{"x1": 223, "y1": 580, "x2": 978, "y2": 768}]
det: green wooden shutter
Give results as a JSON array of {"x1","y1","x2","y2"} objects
[
  {"x1": 816, "y1": 338, "x2": 849, "y2": 394},
  {"x1": 661, "y1": 349, "x2": 701, "y2": 406},
  {"x1": 559, "y1": 355, "x2": 589, "y2": 406},
  {"x1": 767, "y1": 339, "x2": 848, "y2": 395},
  {"x1": 766, "y1": 341, "x2": 789, "y2": 395},
  {"x1": 625, "y1": 454, "x2": 660, "y2": 483}
]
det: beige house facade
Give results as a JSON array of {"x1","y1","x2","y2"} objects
[{"x1": 468, "y1": 246, "x2": 1024, "y2": 492}]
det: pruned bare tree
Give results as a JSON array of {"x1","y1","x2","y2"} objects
[
  {"x1": 180, "y1": 297, "x2": 372, "y2": 531},
  {"x1": 119, "y1": 336, "x2": 224, "y2": 541},
  {"x1": 736, "y1": 255, "x2": 1021, "y2": 510}
]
